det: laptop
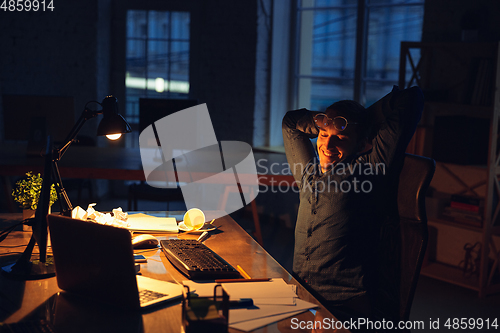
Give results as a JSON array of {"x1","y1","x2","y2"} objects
[{"x1": 47, "y1": 214, "x2": 183, "y2": 309}]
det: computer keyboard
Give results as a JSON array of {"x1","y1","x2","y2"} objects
[{"x1": 160, "y1": 239, "x2": 241, "y2": 280}]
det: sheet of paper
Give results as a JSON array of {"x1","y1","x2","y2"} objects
[
  {"x1": 126, "y1": 213, "x2": 178, "y2": 233},
  {"x1": 181, "y1": 278, "x2": 317, "y2": 330},
  {"x1": 182, "y1": 278, "x2": 297, "y2": 300},
  {"x1": 222, "y1": 278, "x2": 297, "y2": 299},
  {"x1": 229, "y1": 309, "x2": 308, "y2": 332},
  {"x1": 229, "y1": 299, "x2": 318, "y2": 331},
  {"x1": 253, "y1": 298, "x2": 296, "y2": 306},
  {"x1": 182, "y1": 280, "x2": 219, "y2": 297},
  {"x1": 182, "y1": 280, "x2": 296, "y2": 306},
  {"x1": 135, "y1": 211, "x2": 183, "y2": 220}
]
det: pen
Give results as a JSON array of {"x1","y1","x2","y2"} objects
[
  {"x1": 236, "y1": 265, "x2": 252, "y2": 279},
  {"x1": 215, "y1": 278, "x2": 271, "y2": 283},
  {"x1": 197, "y1": 231, "x2": 209, "y2": 242}
]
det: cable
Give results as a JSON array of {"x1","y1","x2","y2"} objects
[{"x1": 134, "y1": 248, "x2": 160, "y2": 254}]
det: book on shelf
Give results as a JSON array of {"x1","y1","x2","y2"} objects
[
  {"x1": 450, "y1": 194, "x2": 483, "y2": 212},
  {"x1": 450, "y1": 201, "x2": 480, "y2": 213},
  {"x1": 440, "y1": 206, "x2": 483, "y2": 228},
  {"x1": 450, "y1": 194, "x2": 481, "y2": 206}
]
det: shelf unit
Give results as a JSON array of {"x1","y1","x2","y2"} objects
[{"x1": 399, "y1": 41, "x2": 500, "y2": 297}]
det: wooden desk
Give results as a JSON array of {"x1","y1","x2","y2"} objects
[{"x1": 0, "y1": 213, "x2": 346, "y2": 332}]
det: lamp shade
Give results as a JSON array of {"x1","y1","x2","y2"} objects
[{"x1": 97, "y1": 96, "x2": 132, "y2": 136}]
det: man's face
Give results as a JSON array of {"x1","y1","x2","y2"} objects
[{"x1": 316, "y1": 109, "x2": 362, "y2": 172}]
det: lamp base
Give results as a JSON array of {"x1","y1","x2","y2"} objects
[{"x1": 1, "y1": 255, "x2": 56, "y2": 280}]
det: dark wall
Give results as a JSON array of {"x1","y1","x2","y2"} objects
[
  {"x1": 0, "y1": 0, "x2": 258, "y2": 145},
  {"x1": 0, "y1": 1, "x2": 104, "y2": 139},
  {"x1": 190, "y1": 1, "x2": 258, "y2": 143},
  {"x1": 422, "y1": 0, "x2": 500, "y2": 42}
]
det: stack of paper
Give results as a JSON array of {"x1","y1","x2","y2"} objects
[
  {"x1": 126, "y1": 213, "x2": 178, "y2": 233},
  {"x1": 183, "y1": 278, "x2": 318, "y2": 331}
]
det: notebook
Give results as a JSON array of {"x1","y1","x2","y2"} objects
[
  {"x1": 126, "y1": 213, "x2": 178, "y2": 233},
  {"x1": 47, "y1": 214, "x2": 183, "y2": 309}
]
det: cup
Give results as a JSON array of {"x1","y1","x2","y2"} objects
[{"x1": 183, "y1": 208, "x2": 206, "y2": 231}]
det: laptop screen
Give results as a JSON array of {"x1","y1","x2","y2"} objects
[{"x1": 48, "y1": 215, "x2": 140, "y2": 308}]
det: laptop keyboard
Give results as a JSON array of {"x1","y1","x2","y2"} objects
[
  {"x1": 138, "y1": 289, "x2": 169, "y2": 304},
  {"x1": 139, "y1": 289, "x2": 168, "y2": 304},
  {"x1": 160, "y1": 239, "x2": 241, "y2": 280}
]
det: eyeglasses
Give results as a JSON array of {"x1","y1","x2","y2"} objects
[{"x1": 313, "y1": 113, "x2": 358, "y2": 131}]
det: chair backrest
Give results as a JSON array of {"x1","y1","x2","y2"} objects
[
  {"x1": 397, "y1": 153, "x2": 435, "y2": 321},
  {"x1": 128, "y1": 98, "x2": 198, "y2": 211}
]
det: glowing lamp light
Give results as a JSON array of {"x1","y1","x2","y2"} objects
[{"x1": 106, "y1": 133, "x2": 122, "y2": 140}]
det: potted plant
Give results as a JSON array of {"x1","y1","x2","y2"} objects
[{"x1": 12, "y1": 172, "x2": 58, "y2": 225}]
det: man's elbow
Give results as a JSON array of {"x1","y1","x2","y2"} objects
[
  {"x1": 406, "y1": 86, "x2": 424, "y2": 105},
  {"x1": 408, "y1": 86, "x2": 424, "y2": 114},
  {"x1": 282, "y1": 110, "x2": 295, "y2": 131}
]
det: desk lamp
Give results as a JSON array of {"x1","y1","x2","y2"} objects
[{"x1": 1, "y1": 95, "x2": 131, "y2": 280}]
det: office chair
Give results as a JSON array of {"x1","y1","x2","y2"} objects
[
  {"x1": 374, "y1": 153, "x2": 435, "y2": 325},
  {"x1": 397, "y1": 153, "x2": 435, "y2": 321},
  {"x1": 127, "y1": 98, "x2": 198, "y2": 211}
]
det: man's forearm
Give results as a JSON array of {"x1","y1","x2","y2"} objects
[
  {"x1": 282, "y1": 109, "x2": 318, "y2": 183},
  {"x1": 282, "y1": 109, "x2": 319, "y2": 138}
]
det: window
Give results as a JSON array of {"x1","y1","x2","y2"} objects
[
  {"x1": 125, "y1": 10, "x2": 190, "y2": 147},
  {"x1": 294, "y1": 0, "x2": 424, "y2": 111}
]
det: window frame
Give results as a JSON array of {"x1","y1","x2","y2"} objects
[
  {"x1": 292, "y1": 0, "x2": 425, "y2": 108},
  {"x1": 123, "y1": 8, "x2": 191, "y2": 148}
]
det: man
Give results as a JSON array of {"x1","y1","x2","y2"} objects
[{"x1": 282, "y1": 86, "x2": 424, "y2": 321}]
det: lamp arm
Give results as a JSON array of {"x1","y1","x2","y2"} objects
[
  {"x1": 51, "y1": 102, "x2": 101, "y2": 216},
  {"x1": 57, "y1": 105, "x2": 102, "y2": 160}
]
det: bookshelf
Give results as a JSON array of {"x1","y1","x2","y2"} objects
[{"x1": 399, "y1": 41, "x2": 500, "y2": 297}]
